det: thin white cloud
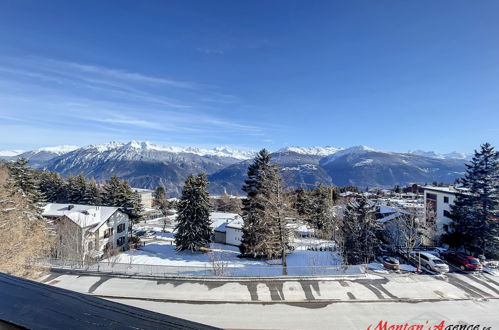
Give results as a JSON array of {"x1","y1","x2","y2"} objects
[{"x1": 0, "y1": 55, "x2": 268, "y2": 143}]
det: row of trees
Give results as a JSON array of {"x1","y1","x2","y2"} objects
[{"x1": 6, "y1": 159, "x2": 144, "y2": 225}]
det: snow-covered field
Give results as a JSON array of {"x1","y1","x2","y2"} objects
[
  {"x1": 109, "y1": 241, "x2": 342, "y2": 270},
  {"x1": 102, "y1": 229, "x2": 351, "y2": 276}
]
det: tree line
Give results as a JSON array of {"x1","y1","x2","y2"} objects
[{"x1": 6, "y1": 159, "x2": 144, "y2": 224}]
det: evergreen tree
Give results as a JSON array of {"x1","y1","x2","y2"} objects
[
  {"x1": 64, "y1": 174, "x2": 79, "y2": 203},
  {"x1": 311, "y1": 184, "x2": 331, "y2": 231},
  {"x1": 6, "y1": 158, "x2": 43, "y2": 204},
  {"x1": 154, "y1": 186, "x2": 166, "y2": 200},
  {"x1": 294, "y1": 185, "x2": 336, "y2": 232},
  {"x1": 340, "y1": 197, "x2": 381, "y2": 264},
  {"x1": 82, "y1": 178, "x2": 101, "y2": 205},
  {"x1": 295, "y1": 188, "x2": 314, "y2": 216},
  {"x1": 102, "y1": 175, "x2": 125, "y2": 206},
  {"x1": 174, "y1": 173, "x2": 212, "y2": 251},
  {"x1": 124, "y1": 190, "x2": 144, "y2": 226},
  {"x1": 38, "y1": 170, "x2": 65, "y2": 203},
  {"x1": 240, "y1": 149, "x2": 289, "y2": 261},
  {"x1": 102, "y1": 175, "x2": 143, "y2": 226},
  {"x1": 446, "y1": 143, "x2": 499, "y2": 257}
]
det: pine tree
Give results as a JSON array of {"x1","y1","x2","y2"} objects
[
  {"x1": 102, "y1": 175, "x2": 143, "y2": 227},
  {"x1": 447, "y1": 143, "x2": 499, "y2": 257},
  {"x1": 82, "y1": 178, "x2": 101, "y2": 205},
  {"x1": 64, "y1": 174, "x2": 80, "y2": 203},
  {"x1": 174, "y1": 174, "x2": 212, "y2": 251},
  {"x1": 311, "y1": 184, "x2": 331, "y2": 231},
  {"x1": 240, "y1": 149, "x2": 289, "y2": 261},
  {"x1": 102, "y1": 175, "x2": 124, "y2": 206},
  {"x1": 295, "y1": 188, "x2": 314, "y2": 216},
  {"x1": 125, "y1": 190, "x2": 144, "y2": 226},
  {"x1": 6, "y1": 158, "x2": 43, "y2": 204},
  {"x1": 154, "y1": 186, "x2": 166, "y2": 200},
  {"x1": 340, "y1": 197, "x2": 381, "y2": 264},
  {"x1": 38, "y1": 170, "x2": 65, "y2": 203}
]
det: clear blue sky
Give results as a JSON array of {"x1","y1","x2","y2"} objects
[{"x1": 1, "y1": 1, "x2": 498, "y2": 153}]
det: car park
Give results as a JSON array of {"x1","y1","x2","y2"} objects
[
  {"x1": 410, "y1": 251, "x2": 449, "y2": 273},
  {"x1": 381, "y1": 256, "x2": 400, "y2": 271},
  {"x1": 441, "y1": 252, "x2": 483, "y2": 271}
]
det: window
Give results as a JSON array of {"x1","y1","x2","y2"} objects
[
  {"x1": 117, "y1": 236, "x2": 125, "y2": 247},
  {"x1": 426, "y1": 193, "x2": 437, "y2": 201},
  {"x1": 443, "y1": 210, "x2": 451, "y2": 218},
  {"x1": 104, "y1": 242, "x2": 112, "y2": 251},
  {"x1": 117, "y1": 223, "x2": 125, "y2": 233},
  {"x1": 104, "y1": 228, "x2": 114, "y2": 238},
  {"x1": 444, "y1": 196, "x2": 449, "y2": 203}
]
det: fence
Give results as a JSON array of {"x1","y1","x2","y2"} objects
[{"x1": 41, "y1": 258, "x2": 365, "y2": 278}]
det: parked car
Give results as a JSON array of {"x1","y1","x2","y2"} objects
[
  {"x1": 411, "y1": 251, "x2": 449, "y2": 273},
  {"x1": 381, "y1": 256, "x2": 400, "y2": 271},
  {"x1": 442, "y1": 252, "x2": 483, "y2": 271}
]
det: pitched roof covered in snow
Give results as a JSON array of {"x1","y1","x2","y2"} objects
[
  {"x1": 42, "y1": 203, "x2": 122, "y2": 230},
  {"x1": 226, "y1": 217, "x2": 244, "y2": 230},
  {"x1": 209, "y1": 212, "x2": 241, "y2": 230}
]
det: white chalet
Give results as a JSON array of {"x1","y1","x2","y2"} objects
[
  {"x1": 43, "y1": 203, "x2": 130, "y2": 260},
  {"x1": 225, "y1": 217, "x2": 244, "y2": 246},
  {"x1": 423, "y1": 186, "x2": 463, "y2": 237}
]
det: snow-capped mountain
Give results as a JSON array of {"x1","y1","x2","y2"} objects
[
  {"x1": 321, "y1": 145, "x2": 381, "y2": 165},
  {"x1": 35, "y1": 145, "x2": 80, "y2": 155},
  {"x1": 409, "y1": 150, "x2": 471, "y2": 160},
  {"x1": 277, "y1": 146, "x2": 342, "y2": 156},
  {"x1": 0, "y1": 150, "x2": 25, "y2": 157},
  {"x1": 1, "y1": 141, "x2": 469, "y2": 196}
]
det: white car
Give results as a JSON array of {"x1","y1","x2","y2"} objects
[{"x1": 411, "y1": 251, "x2": 449, "y2": 273}]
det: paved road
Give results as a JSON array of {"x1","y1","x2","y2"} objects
[{"x1": 107, "y1": 298, "x2": 499, "y2": 329}]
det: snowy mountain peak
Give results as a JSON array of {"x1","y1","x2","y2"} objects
[
  {"x1": 35, "y1": 145, "x2": 80, "y2": 155},
  {"x1": 0, "y1": 149, "x2": 25, "y2": 157},
  {"x1": 321, "y1": 145, "x2": 380, "y2": 165},
  {"x1": 74, "y1": 141, "x2": 256, "y2": 160},
  {"x1": 409, "y1": 150, "x2": 471, "y2": 160},
  {"x1": 277, "y1": 146, "x2": 342, "y2": 156}
]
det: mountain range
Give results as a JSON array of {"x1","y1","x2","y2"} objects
[{"x1": 0, "y1": 141, "x2": 469, "y2": 196}]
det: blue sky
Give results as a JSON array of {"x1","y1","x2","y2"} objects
[{"x1": 0, "y1": 1, "x2": 498, "y2": 153}]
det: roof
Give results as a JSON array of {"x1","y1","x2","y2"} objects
[
  {"x1": 377, "y1": 212, "x2": 404, "y2": 224},
  {"x1": 209, "y1": 212, "x2": 241, "y2": 230},
  {"x1": 0, "y1": 273, "x2": 216, "y2": 330},
  {"x1": 132, "y1": 188, "x2": 154, "y2": 193},
  {"x1": 42, "y1": 203, "x2": 121, "y2": 230},
  {"x1": 214, "y1": 222, "x2": 228, "y2": 233},
  {"x1": 226, "y1": 217, "x2": 244, "y2": 230},
  {"x1": 422, "y1": 186, "x2": 463, "y2": 195}
]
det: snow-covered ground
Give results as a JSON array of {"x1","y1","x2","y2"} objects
[
  {"x1": 101, "y1": 231, "x2": 349, "y2": 276},
  {"x1": 109, "y1": 241, "x2": 341, "y2": 268}
]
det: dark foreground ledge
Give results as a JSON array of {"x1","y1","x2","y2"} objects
[{"x1": 0, "y1": 273, "x2": 218, "y2": 330}]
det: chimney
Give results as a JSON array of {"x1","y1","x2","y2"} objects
[{"x1": 68, "y1": 205, "x2": 74, "y2": 210}]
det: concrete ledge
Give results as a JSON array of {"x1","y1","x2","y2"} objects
[{"x1": 49, "y1": 267, "x2": 371, "y2": 282}]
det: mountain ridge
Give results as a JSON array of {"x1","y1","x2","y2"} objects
[{"x1": 0, "y1": 141, "x2": 469, "y2": 196}]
